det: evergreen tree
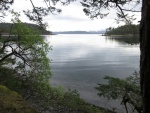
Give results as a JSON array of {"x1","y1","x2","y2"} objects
[{"x1": 105, "y1": 24, "x2": 139, "y2": 35}]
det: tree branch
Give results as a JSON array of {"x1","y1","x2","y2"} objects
[
  {"x1": 122, "y1": 8, "x2": 141, "y2": 12},
  {"x1": 0, "y1": 52, "x2": 14, "y2": 63},
  {"x1": 116, "y1": 4, "x2": 131, "y2": 24}
]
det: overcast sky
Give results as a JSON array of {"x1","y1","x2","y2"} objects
[{"x1": 4, "y1": 0, "x2": 141, "y2": 32}]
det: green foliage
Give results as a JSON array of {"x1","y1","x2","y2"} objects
[
  {"x1": 0, "y1": 13, "x2": 52, "y2": 112},
  {"x1": 95, "y1": 71, "x2": 142, "y2": 113},
  {"x1": 47, "y1": 88, "x2": 112, "y2": 113},
  {"x1": 105, "y1": 24, "x2": 139, "y2": 36}
]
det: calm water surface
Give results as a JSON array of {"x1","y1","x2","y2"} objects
[{"x1": 46, "y1": 34, "x2": 140, "y2": 112}]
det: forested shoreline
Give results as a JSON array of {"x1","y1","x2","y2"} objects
[
  {"x1": 105, "y1": 24, "x2": 139, "y2": 36},
  {"x1": 0, "y1": 23, "x2": 52, "y2": 35}
]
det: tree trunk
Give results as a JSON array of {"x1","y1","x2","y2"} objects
[{"x1": 140, "y1": 0, "x2": 150, "y2": 113}]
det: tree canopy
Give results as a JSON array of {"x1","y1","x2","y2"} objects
[
  {"x1": 95, "y1": 72, "x2": 142, "y2": 113},
  {"x1": 0, "y1": 0, "x2": 76, "y2": 26},
  {"x1": 0, "y1": 12, "x2": 53, "y2": 111},
  {"x1": 81, "y1": 0, "x2": 141, "y2": 24}
]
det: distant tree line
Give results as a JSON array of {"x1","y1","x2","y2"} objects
[
  {"x1": 0, "y1": 23, "x2": 52, "y2": 35},
  {"x1": 105, "y1": 24, "x2": 139, "y2": 36}
]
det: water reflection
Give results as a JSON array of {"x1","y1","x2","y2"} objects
[
  {"x1": 106, "y1": 35, "x2": 139, "y2": 45},
  {"x1": 45, "y1": 34, "x2": 140, "y2": 112}
]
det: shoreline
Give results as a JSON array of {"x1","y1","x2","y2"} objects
[{"x1": 102, "y1": 34, "x2": 139, "y2": 37}]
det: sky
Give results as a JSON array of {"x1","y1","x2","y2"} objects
[{"x1": 4, "y1": 0, "x2": 141, "y2": 32}]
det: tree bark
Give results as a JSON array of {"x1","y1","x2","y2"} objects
[{"x1": 140, "y1": 0, "x2": 150, "y2": 113}]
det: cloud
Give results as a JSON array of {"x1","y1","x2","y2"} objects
[
  {"x1": 45, "y1": 14, "x2": 88, "y2": 22},
  {"x1": 3, "y1": 0, "x2": 141, "y2": 31}
]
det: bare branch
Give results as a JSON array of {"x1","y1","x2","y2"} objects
[
  {"x1": 122, "y1": 8, "x2": 141, "y2": 12},
  {"x1": 0, "y1": 51, "x2": 14, "y2": 63},
  {"x1": 116, "y1": 4, "x2": 131, "y2": 24}
]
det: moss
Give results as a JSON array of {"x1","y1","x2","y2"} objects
[{"x1": 0, "y1": 85, "x2": 38, "y2": 113}]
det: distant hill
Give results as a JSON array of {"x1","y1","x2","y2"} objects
[
  {"x1": 0, "y1": 23, "x2": 52, "y2": 35},
  {"x1": 53, "y1": 30, "x2": 105, "y2": 34}
]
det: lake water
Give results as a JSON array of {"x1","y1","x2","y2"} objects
[{"x1": 45, "y1": 34, "x2": 140, "y2": 112}]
